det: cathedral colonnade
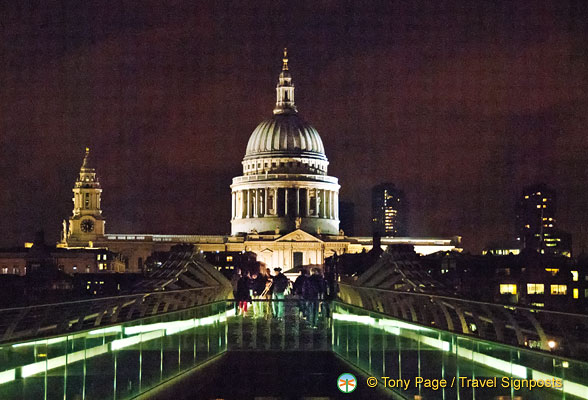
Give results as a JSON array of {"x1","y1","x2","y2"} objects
[{"x1": 231, "y1": 185, "x2": 339, "y2": 221}]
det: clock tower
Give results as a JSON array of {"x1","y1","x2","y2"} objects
[{"x1": 62, "y1": 148, "x2": 106, "y2": 246}]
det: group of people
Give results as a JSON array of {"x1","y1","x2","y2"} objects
[
  {"x1": 293, "y1": 268, "x2": 331, "y2": 327},
  {"x1": 231, "y1": 266, "x2": 290, "y2": 319},
  {"x1": 230, "y1": 265, "x2": 336, "y2": 326}
]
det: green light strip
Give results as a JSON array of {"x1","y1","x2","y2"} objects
[
  {"x1": 333, "y1": 311, "x2": 588, "y2": 399},
  {"x1": 1, "y1": 312, "x2": 226, "y2": 384}
]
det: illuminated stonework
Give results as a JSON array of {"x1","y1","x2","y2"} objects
[
  {"x1": 63, "y1": 148, "x2": 106, "y2": 245},
  {"x1": 230, "y1": 49, "x2": 340, "y2": 235},
  {"x1": 56, "y1": 52, "x2": 462, "y2": 273}
]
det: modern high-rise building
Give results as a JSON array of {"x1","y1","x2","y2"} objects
[
  {"x1": 515, "y1": 183, "x2": 571, "y2": 257},
  {"x1": 371, "y1": 183, "x2": 407, "y2": 237}
]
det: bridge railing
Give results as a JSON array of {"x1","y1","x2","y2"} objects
[
  {"x1": 0, "y1": 286, "x2": 231, "y2": 345},
  {"x1": 339, "y1": 284, "x2": 588, "y2": 362},
  {"x1": 0, "y1": 300, "x2": 228, "y2": 400},
  {"x1": 333, "y1": 301, "x2": 588, "y2": 400}
]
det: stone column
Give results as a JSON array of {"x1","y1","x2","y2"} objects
[
  {"x1": 314, "y1": 190, "x2": 319, "y2": 217},
  {"x1": 306, "y1": 189, "x2": 310, "y2": 217},
  {"x1": 322, "y1": 190, "x2": 327, "y2": 218},
  {"x1": 296, "y1": 188, "x2": 300, "y2": 216},
  {"x1": 253, "y1": 190, "x2": 258, "y2": 218},
  {"x1": 231, "y1": 192, "x2": 235, "y2": 219},
  {"x1": 246, "y1": 189, "x2": 251, "y2": 218},
  {"x1": 284, "y1": 188, "x2": 288, "y2": 216},
  {"x1": 335, "y1": 192, "x2": 339, "y2": 220},
  {"x1": 330, "y1": 191, "x2": 334, "y2": 219},
  {"x1": 264, "y1": 188, "x2": 268, "y2": 216},
  {"x1": 241, "y1": 191, "x2": 245, "y2": 218}
]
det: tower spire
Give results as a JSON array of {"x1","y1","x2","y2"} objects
[
  {"x1": 282, "y1": 47, "x2": 288, "y2": 71},
  {"x1": 81, "y1": 147, "x2": 91, "y2": 170},
  {"x1": 274, "y1": 48, "x2": 297, "y2": 115}
]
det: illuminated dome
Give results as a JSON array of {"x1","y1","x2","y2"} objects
[
  {"x1": 231, "y1": 49, "x2": 340, "y2": 236},
  {"x1": 245, "y1": 114, "x2": 326, "y2": 161}
]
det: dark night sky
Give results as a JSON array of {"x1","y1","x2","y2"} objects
[{"x1": 1, "y1": 0, "x2": 587, "y2": 253}]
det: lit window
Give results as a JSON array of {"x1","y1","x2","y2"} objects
[
  {"x1": 500, "y1": 284, "x2": 517, "y2": 295},
  {"x1": 545, "y1": 268, "x2": 559, "y2": 276},
  {"x1": 550, "y1": 285, "x2": 567, "y2": 295},
  {"x1": 226, "y1": 256, "x2": 233, "y2": 262},
  {"x1": 536, "y1": 205, "x2": 541, "y2": 209},
  {"x1": 573, "y1": 288, "x2": 579, "y2": 299},
  {"x1": 527, "y1": 284, "x2": 544, "y2": 295},
  {"x1": 571, "y1": 271, "x2": 578, "y2": 281}
]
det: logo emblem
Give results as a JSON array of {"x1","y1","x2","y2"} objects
[{"x1": 337, "y1": 373, "x2": 357, "y2": 393}]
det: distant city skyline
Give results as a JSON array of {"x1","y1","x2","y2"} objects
[{"x1": 1, "y1": 1, "x2": 587, "y2": 253}]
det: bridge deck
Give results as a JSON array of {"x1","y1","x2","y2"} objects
[{"x1": 0, "y1": 300, "x2": 587, "y2": 399}]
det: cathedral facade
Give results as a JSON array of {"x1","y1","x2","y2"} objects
[{"x1": 61, "y1": 51, "x2": 461, "y2": 272}]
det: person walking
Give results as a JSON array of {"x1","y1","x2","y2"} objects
[
  {"x1": 261, "y1": 271, "x2": 273, "y2": 318},
  {"x1": 303, "y1": 268, "x2": 326, "y2": 328},
  {"x1": 250, "y1": 271, "x2": 267, "y2": 317},
  {"x1": 293, "y1": 269, "x2": 308, "y2": 318},
  {"x1": 236, "y1": 271, "x2": 251, "y2": 315},
  {"x1": 271, "y1": 267, "x2": 289, "y2": 320}
]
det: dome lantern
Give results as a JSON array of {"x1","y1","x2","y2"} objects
[{"x1": 273, "y1": 48, "x2": 297, "y2": 115}]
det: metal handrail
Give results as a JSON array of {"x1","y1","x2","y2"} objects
[
  {"x1": 338, "y1": 283, "x2": 588, "y2": 361},
  {"x1": 353, "y1": 285, "x2": 588, "y2": 319},
  {"x1": 0, "y1": 286, "x2": 221, "y2": 313},
  {"x1": 0, "y1": 285, "x2": 231, "y2": 344}
]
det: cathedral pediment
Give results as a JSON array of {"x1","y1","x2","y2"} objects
[{"x1": 275, "y1": 229, "x2": 323, "y2": 243}]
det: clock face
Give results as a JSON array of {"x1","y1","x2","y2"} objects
[{"x1": 81, "y1": 219, "x2": 95, "y2": 233}]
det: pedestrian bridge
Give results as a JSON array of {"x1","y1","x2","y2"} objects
[{"x1": 0, "y1": 286, "x2": 587, "y2": 400}]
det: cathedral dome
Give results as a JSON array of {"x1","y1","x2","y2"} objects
[
  {"x1": 231, "y1": 49, "x2": 340, "y2": 237},
  {"x1": 244, "y1": 113, "x2": 326, "y2": 161}
]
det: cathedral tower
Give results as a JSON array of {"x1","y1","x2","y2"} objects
[{"x1": 62, "y1": 148, "x2": 105, "y2": 245}]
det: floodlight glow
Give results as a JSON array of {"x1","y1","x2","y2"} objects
[
  {"x1": 21, "y1": 344, "x2": 109, "y2": 378},
  {"x1": 225, "y1": 309, "x2": 237, "y2": 318},
  {"x1": 12, "y1": 336, "x2": 68, "y2": 348},
  {"x1": 0, "y1": 369, "x2": 15, "y2": 384},
  {"x1": 111, "y1": 330, "x2": 164, "y2": 351},
  {"x1": 88, "y1": 326, "x2": 122, "y2": 335},
  {"x1": 124, "y1": 314, "x2": 225, "y2": 336},
  {"x1": 533, "y1": 370, "x2": 588, "y2": 399}
]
